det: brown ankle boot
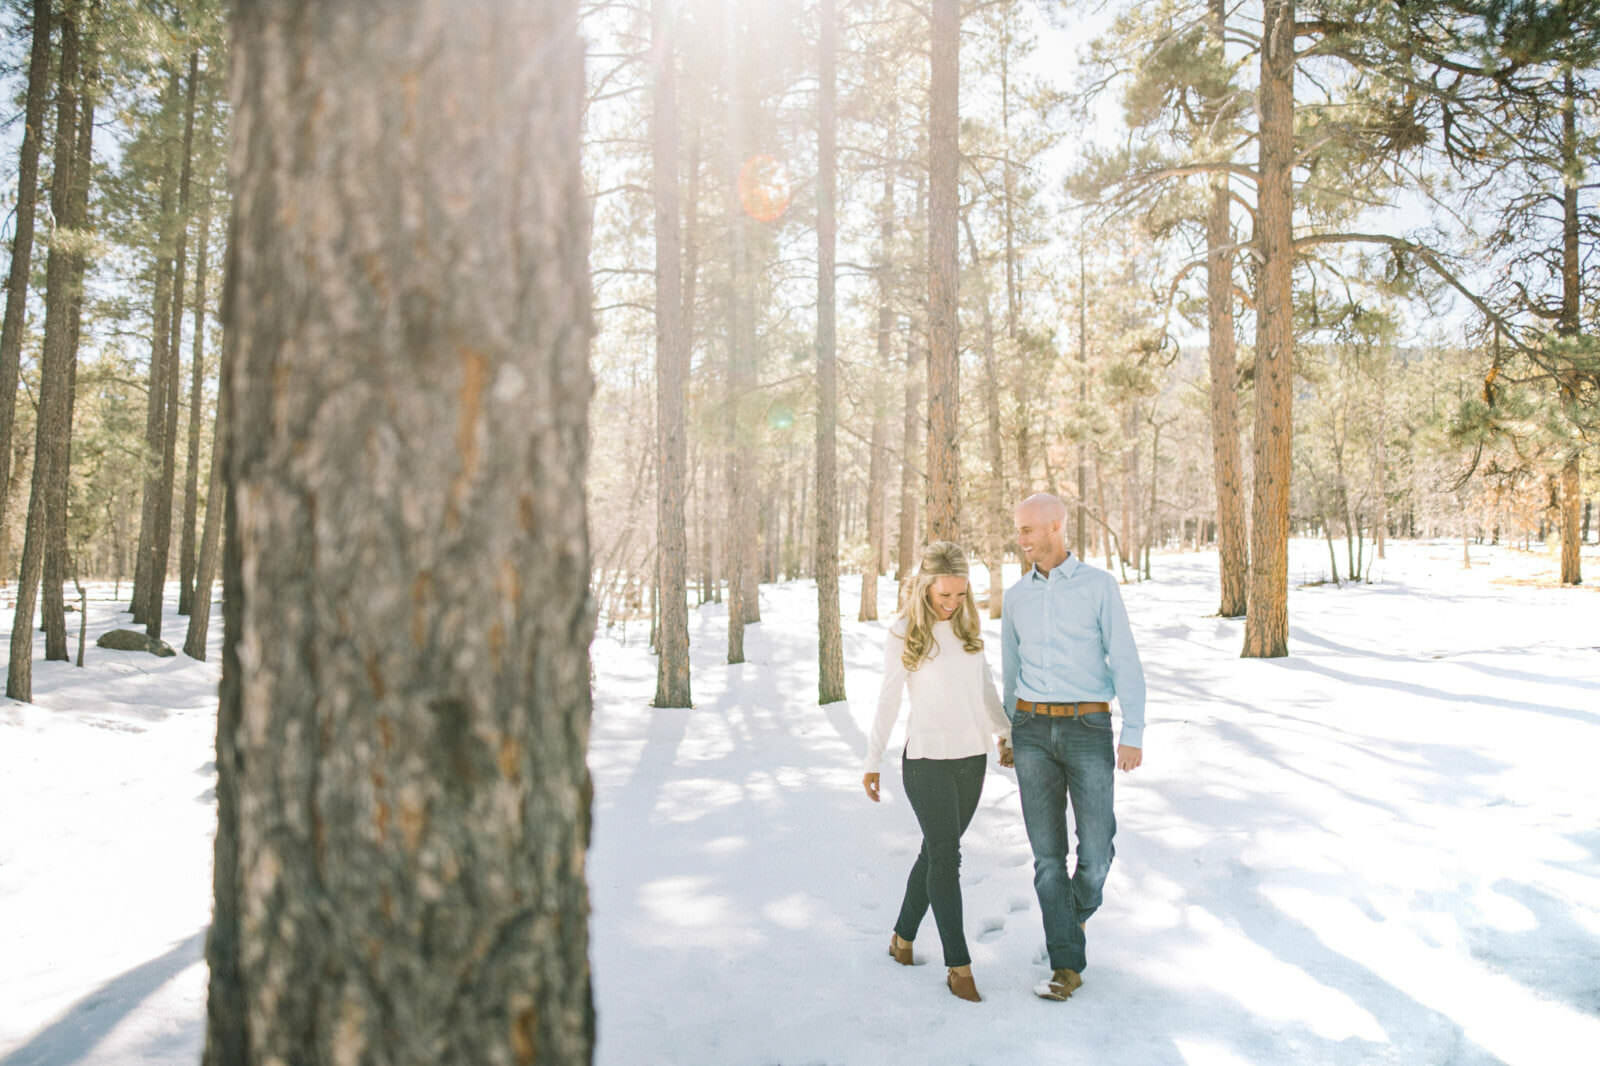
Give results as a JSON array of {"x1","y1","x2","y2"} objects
[
  {"x1": 1033, "y1": 968, "x2": 1083, "y2": 1001},
  {"x1": 888, "y1": 933, "x2": 913, "y2": 966},
  {"x1": 947, "y1": 968, "x2": 981, "y2": 1002}
]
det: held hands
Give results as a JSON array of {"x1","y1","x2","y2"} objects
[
  {"x1": 1117, "y1": 745, "x2": 1143, "y2": 772},
  {"x1": 862, "y1": 772, "x2": 881, "y2": 802},
  {"x1": 997, "y1": 738, "x2": 1014, "y2": 768}
]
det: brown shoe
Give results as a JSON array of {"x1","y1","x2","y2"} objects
[
  {"x1": 1033, "y1": 968, "x2": 1083, "y2": 1001},
  {"x1": 947, "y1": 968, "x2": 981, "y2": 1002},
  {"x1": 888, "y1": 933, "x2": 913, "y2": 966}
]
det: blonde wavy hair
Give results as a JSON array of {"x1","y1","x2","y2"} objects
[{"x1": 898, "y1": 541, "x2": 984, "y2": 671}]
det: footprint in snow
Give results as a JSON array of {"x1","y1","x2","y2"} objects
[
  {"x1": 1007, "y1": 895, "x2": 1031, "y2": 914},
  {"x1": 976, "y1": 916, "x2": 1006, "y2": 942}
]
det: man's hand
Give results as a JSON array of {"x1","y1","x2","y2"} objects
[
  {"x1": 997, "y1": 739, "x2": 1014, "y2": 768},
  {"x1": 863, "y1": 772, "x2": 881, "y2": 802},
  {"x1": 1116, "y1": 745, "x2": 1142, "y2": 772}
]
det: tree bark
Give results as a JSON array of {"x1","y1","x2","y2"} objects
[
  {"x1": 1242, "y1": 0, "x2": 1295, "y2": 658},
  {"x1": 651, "y1": 0, "x2": 691, "y2": 706},
  {"x1": 814, "y1": 0, "x2": 845, "y2": 702},
  {"x1": 131, "y1": 67, "x2": 182, "y2": 623},
  {"x1": 925, "y1": 0, "x2": 960, "y2": 543},
  {"x1": 897, "y1": 321, "x2": 923, "y2": 584},
  {"x1": 182, "y1": 160, "x2": 213, "y2": 617},
  {"x1": 183, "y1": 359, "x2": 224, "y2": 662},
  {"x1": 1204, "y1": 0, "x2": 1248, "y2": 617},
  {"x1": 0, "y1": 0, "x2": 53, "y2": 541},
  {"x1": 859, "y1": 142, "x2": 895, "y2": 622},
  {"x1": 962, "y1": 216, "x2": 1006, "y2": 617},
  {"x1": 177, "y1": 49, "x2": 204, "y2": 614},
  {"x1": 207, "y1": 4, "x2": 595, "y2": 1064},
  {"x1": 1557, "y1": 70, "x2": 1582, "y2": 587},
  {"x1": 7, "y1": 0, "x2": 79, "y2": 697},
  {"x1": 43, "y1": 37, "x2": 94, "y2": 663},
  {"x1": 148, "y1": 55, "x2": 198, "y2": 637}
]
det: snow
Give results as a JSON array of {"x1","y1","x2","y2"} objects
[{"x1": 4, "y1": 543, "x2": 1598, "y2": 1065}]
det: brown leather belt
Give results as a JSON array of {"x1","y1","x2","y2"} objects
[{"x1": 1016, "y1": 699, "x2": 1109, "y2": 718}]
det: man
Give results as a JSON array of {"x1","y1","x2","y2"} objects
[{"x1": 999, "y1": 492, "x2": 1145, "y2": 1001}]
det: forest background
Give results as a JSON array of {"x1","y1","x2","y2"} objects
[{"x1": 0, "y1": 0, "x2": 1595, "y2": 698}]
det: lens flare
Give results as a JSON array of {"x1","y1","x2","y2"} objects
[{"x1": 738, "y1": 154, "x2": 793, "y2": 223}]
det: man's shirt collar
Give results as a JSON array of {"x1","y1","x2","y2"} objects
[{"x1": 1026, "y1": 551, "x2": 1080, "y2": 583}]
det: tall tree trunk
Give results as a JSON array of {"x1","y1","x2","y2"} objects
[
  {"x1": 814, "y1": 0, "x2": 845, "y2": 703},
  {"x1": 206, "y1": 4, "x2": 594, "y2": 1063},
  {"x1": 149, "y1": 57, "x2": 198, "y2": 636},
  {"x1": 1205, "y1": 0, "x2": 1249, "y2": 617},
  {"x1": 175, "y1": 50, "x2": 204, "y2": 616},
  {"x1": 722, "y1": 0, "x2": 748, "y2": 663},
  {"x1": 131, "y1": 67, "x2": 183, "y2": 623},
  {"x1": 1243, "y1": 0, "x2": 1295, "y2": 658},
  {"x1": 7, "y1": 1, "x2": 78, "y2": 698},
  {"x1": 962, "y1": 216, "x2": 1006, "y2": 617},
  {"x1": 925, "y1": 0, "x2": 960, "y2": 543},
  {"x1": 0, "y1": 0, "x2": 53, "y2": 541},
  {"x1": 897, "y1": 321, "x2": 922, "y2": 584},
  {"x1": 1075, "y1": 240, "x2": 1088, "y2": 557},
  {"x1": 183, "y1": 358, "x2": 224, "y2": 662},
  {"x1": 651, "y1": 0, "x2": 691, "y2": 707},
  {"x1": 182, "y1": 172, "x2": 212, "y2": 617},
  {"x1": 1557, "y1": 70, "x2": 1582, "y2": 586},
  {"x1": 859, "y1": 141, "x2": 895, "y2": 622},
  {"x1": 43, "y1": 39, "x2": 94, "y2": 663}
]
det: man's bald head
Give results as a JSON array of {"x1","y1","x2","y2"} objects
[{"x1": 1015, "y1": 493, "x2": 1067, "y2": 526}]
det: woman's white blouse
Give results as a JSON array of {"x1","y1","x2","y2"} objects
[{"x1": 864, "y1": 619, "x2": 1012, "y2": 772}]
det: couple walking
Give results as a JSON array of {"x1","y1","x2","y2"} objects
[{"x1": 862, "y1": 493, "x2": 1146, "y2": 1003}]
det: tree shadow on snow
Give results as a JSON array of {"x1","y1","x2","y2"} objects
[{"x1": 0, "y1": 929, "x2": 206, "y2": 1066}]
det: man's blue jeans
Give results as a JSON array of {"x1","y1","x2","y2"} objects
[{"x1": 1012, "y1": 710, "x2": 1116, "y2": 973}]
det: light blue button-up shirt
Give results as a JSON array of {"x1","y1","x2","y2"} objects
[{"x1": 1001, "y1": 553, "x2": 1146, "y2": 749}]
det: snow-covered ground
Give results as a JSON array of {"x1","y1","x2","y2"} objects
[{"x1": 3, "y1": 542, "x2": 1598, "y2": 1065}]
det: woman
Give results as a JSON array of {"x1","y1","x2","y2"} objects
[{"x1": 862, "y1": 541, "x2": 1011, "y2": 1003}]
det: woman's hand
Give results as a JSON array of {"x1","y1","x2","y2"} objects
[
  {"x1": 997, "y1": 738, "x2": 1014, "y2": 768},
  {"x1": 862, "y1": 773, "x2": 881, "y2": 802}
]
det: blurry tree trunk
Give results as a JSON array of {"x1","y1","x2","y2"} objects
[
  {"x1": 206, "y1": 4, "x2": 594, "y2": 1063},
  {"x1": 1205, "y1": 0, "x2": 1249, "y2": 616},
  {"x1": 722, "y1": 1, "x2": 748, "y2": 663},
  {"x1": 7, "y1": 3, "x2": 79, "y2": 699},
  {"x1": 1096, "y1": 447, "x2": 1113, "y2": 570},
  {"x1": 1075, "y1": 241, "x2": 1088, "y2": 556},
  {"x1": 859, "y1": 146, "x2": 895, "y2": 622},
  {"x1": 926, "y1": 0, "x2": 960, "y2": 543},
  {"x1": 0, "y1": 0, "x2": 53, "y2": 542},
  {"x1": 182, "y1": 181, "x2": 212, "y2": 617},
  {"x1": 962, "y1": 216, "x2": 1005, "y2": 617},
  {"x1": 897, "y1": 325, "x2": 923, "y2": 584},
  {"x1": 814, "y1": 0, "x2": 844, "y2": 703},
  {"x1": 1243, "y1": 0, "x2": 1294, "y2": 658},
  {"x1": 131, "y1": 67, "x2": 182, "y2": 624},
  {"x1": 651, "y1": 0, "x2": 691, "y2": 707}
]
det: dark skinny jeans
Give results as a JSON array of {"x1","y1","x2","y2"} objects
[{"x1": 894, "y1": 752, "x2": 987, "y2": 967}]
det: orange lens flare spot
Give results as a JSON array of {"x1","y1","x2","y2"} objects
[{"x1": 738, "y1": 154, "x2": 793, "y2": 223}]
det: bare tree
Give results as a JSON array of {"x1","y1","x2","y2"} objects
[
  {"x1": 925, "y1": 0, "x2": 960, "y2": 542},
  {"x1": 815, "y1": 0, "x2": 844, "y2": 702},
  {"x1": 0, "y1": 0, "x2": 54, "y2": 546},
  {"x1": 652, "y1": 0, "x2": 691, "y2": 706},
  {"x1": 1242, "y1": 0, "x2": 1294, "y2": 658}
]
